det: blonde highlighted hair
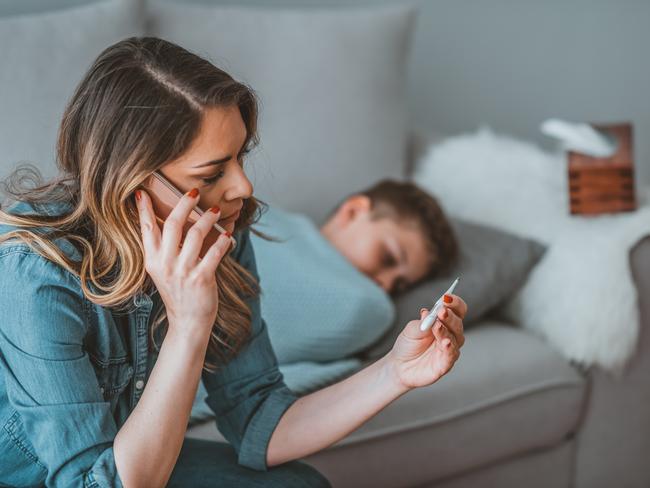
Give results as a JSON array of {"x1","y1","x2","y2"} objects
[{"x1": 0, "y1": 37, "x2": 276, "y2": 370}]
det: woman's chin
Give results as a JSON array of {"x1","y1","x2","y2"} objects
[{"x1": 221, "y1": 220, "x2": 236, "y2": 233}]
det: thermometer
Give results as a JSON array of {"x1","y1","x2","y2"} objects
[{"x1": 420, "y1": 277, "x2": 460, "y2": 332}]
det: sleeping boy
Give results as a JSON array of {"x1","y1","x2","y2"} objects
[{"x1": 191, "y1": 178, "x2": 458, "y2": 422}]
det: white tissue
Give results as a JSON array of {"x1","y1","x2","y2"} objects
[{"x1": 540, "y1": 118, "x2": 617, "y2": 158}]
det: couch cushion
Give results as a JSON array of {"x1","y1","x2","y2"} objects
[
  {"x1": 147, "y1": 2, "x2": 416, "y2": 225},
  {"x1": 0, "y1": 0, "x2": 143, "y2": 191},
  {"x1": 186, "y1": 320, "x2": 587, "y2": 486}
]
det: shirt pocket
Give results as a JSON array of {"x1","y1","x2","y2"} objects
[
  {"x1": 1, "y1": 410, "x2": 48, "y2": 487},
  {"x1": 87, "y1": 353, "x2": 134, "y2": 410}
]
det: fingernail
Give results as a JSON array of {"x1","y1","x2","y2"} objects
[
  {"x1": 135, "y1": 190, "x2": 141, "y2": 202},
  {"x1": 209, "y1": 206, "x2": 220, "y2": 214},
  {"x1": 443, "y1": 294, "x2": 453, "y2": 304},
  {"x1": 420, "y1": 307, "x2": 427, "y2": 315},
  {"x1": 225, "y1": 231, "x2": 231, "y2": 238},
  {"x1": 188, "y1": 188, "x2": 199, "y2": 198}
]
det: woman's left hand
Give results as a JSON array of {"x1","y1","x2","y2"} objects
[{"x1": 386, "y1": 294, "x2": 467, "y2": 390}]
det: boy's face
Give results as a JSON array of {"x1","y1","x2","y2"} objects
[{"x1": 320, "y1": 195, "x2": 431, "y2": 295}]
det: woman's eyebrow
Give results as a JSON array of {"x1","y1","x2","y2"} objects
[
  {"x1": 192, "y1": 156, "x2": 231, "y2": 168},
  {"x1": 192, "y1": 139, "x2": 249, "y2": 169}
]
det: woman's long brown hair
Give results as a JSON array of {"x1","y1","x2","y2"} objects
[{"x1": 0, "y1": 36, "x2": 276, "y2": 371}]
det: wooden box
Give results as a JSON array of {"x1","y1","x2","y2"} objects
[{"x1": 568, "y1": 123, "x2": 636, "y2": 215}]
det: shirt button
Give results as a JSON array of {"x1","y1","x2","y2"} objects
[
  {"x1": 100, "y1": 387, "x2": 105, "y2": 394},
  {"x1": 135, "y1": 380, "x2": 145, "y2": 390}
]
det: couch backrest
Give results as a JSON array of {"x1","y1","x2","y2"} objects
[
  {"x1": 1, "y1": 0, "x2": 416, "y2": 226},
  {"x1": 0, "y1": 0, "x2": 143, "y2": 205}
]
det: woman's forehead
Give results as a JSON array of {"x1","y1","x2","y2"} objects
[
  {"x1": 168, "y1": 106, "x2": 247, "y2": 168},
  {"x1": 196, "y1": 106, "x2": 247, "y2": 151}
]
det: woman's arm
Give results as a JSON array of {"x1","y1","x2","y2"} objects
[
  {"x1": 113, "y1": 326, "x2": 209, "y2": 488},
  {"x1": 267, "y1": 296, "x2": 466, "y2": 467},
  {"x1": 266, "y1": 353, "x2": 407, "y2": 466},
  {"x1": 115, "y1": 188, "x2": 235, "y2": 486}
]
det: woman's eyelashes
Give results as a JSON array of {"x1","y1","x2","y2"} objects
[
  {"x1": 201, "y1": 171, "x2": 224, "y2": 185},
  {"x1": 199, "y1": 155, "x2": 246, "y2": 186}
]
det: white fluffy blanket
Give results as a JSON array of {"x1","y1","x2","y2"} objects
[{"x1": 413, "y1": 127, "x2": 650, "y2": 377}]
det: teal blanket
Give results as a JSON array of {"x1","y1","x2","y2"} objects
[{"x1": 191, "y1": 206, "x2": 395, "y2": 422}]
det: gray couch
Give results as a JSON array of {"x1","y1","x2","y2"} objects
[
  {"x1": 187, "y1": 182, "x2": 650, "y2": 488},
  {"x1": 1, "y1": 1, "x2": 648, "y2": 487}
]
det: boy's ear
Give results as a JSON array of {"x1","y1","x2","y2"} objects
[{"x1": 339, "y1": 194, "x2": 372, "y2": 221}]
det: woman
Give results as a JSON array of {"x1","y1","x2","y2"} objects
[{"x1": 0, "y1": 37, "x2": 466, "y2": 487}]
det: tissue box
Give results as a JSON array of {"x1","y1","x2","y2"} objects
[{"x1": 568, "y1": 123, "x2": 636, "y2": 215}]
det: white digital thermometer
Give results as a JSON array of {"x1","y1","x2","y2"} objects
[{"x1": 420, "y1": 277, "x2": 460, "y2": 332}]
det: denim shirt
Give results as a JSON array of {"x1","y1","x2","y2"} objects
[{"x1": 0, "y1": 201, "x2": 298, "y2": 487}]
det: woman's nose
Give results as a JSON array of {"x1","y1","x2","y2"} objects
[{"x1": 225, "y1": 164, "x2": 253, "y2": 201}]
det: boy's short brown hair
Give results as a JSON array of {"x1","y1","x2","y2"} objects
[{"x1": 329, "y1": 179, "x2": 459, "y2": 290}]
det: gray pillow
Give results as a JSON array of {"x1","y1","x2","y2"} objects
[{"x1": 359, "y1": 218, "x2": 547, "y2": 360}]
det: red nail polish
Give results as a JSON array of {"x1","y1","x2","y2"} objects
[
  {"x1": 443, "y1": 294, "x2": 453, "y2": 304},
  {"x1": 209, "y1": 206, "x2": 220, "y2": 214},
  {"x1": 135, "y1": 190, "x2": 141, "y2": 201},
  {"x1": 188, "y1": 188, "x2": 199, "y2": 198},
  {"x1": 225, "y1": 231, "x2": 231, "y2": 238}
]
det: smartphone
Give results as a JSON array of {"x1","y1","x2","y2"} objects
[{"x1": 141, "y1": 171, "x2": 237, "y2": 258}]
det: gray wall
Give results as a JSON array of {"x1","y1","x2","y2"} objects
[
  {"x1": 169, "y1": 0, "x2": 650, "y2": 185},
  {"x1": 3, "y1": 0, "x2": 649, "y2": 183},
  {"x1": 405, "y1": 0, "x2": 650, "y2": 186}
]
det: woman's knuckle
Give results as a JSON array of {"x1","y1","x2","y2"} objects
[
  {"x1": 160, "y1": 263, "x2": 175, "y2": 279},
  {"x1": 407, "y1": 319, "x2": 419, "y2": 329},
  {"x1": 191, "y1": 272, "x2": 211, "y2": 288},
  {"x1": 178, "y1": 263, "x2": 195, "y2": 278},
  {"x1": 164, "y1": 217, "x2": 180, "y2": 230},
  {"x1": 186, "y1": 226, "x2": 203, "y2": 240}
]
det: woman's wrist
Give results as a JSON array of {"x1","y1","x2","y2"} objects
[
  {"x1": 380, "y1": 352, "x2": 412, "y2": 396},
  {"x1": 164, "y1": 319, "x2": 212, "y2": 355}
]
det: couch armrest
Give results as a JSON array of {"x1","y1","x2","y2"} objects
[{"x1": 574, "y1": 234, "x2": 650, "y2": 488}]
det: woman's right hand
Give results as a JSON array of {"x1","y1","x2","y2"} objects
[{"x1": 134, "y1": 187, "x2": 232, "y2": 343}]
